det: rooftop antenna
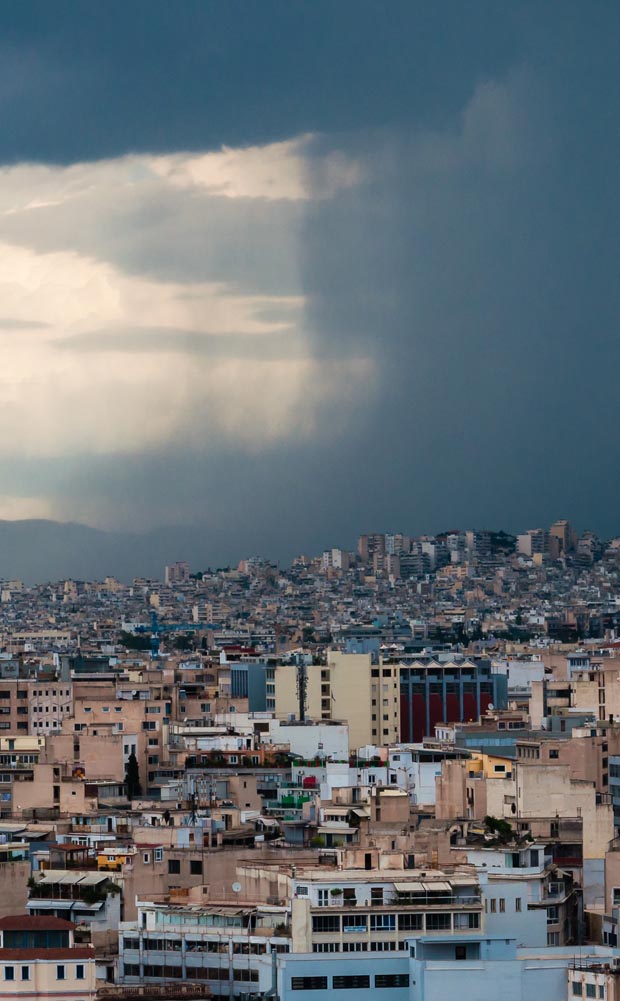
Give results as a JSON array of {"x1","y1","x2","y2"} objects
[{"x1": 296, "y1": 658, "x2": 307, "y2": 722}]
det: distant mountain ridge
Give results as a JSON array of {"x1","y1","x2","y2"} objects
[{"x1": 0, "y1": 519, "x2": 229, "y2": 585}]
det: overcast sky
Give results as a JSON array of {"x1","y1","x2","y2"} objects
[{"x1": 1, "y1": 1, "x2": 619, "y2": 561}]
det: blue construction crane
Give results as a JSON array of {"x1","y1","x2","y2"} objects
[{"x1": 135, "y1": 610, "x2": 219, "y2": 658}]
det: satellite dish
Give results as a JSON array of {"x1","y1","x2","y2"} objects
[
  {"x1": 487, "y1": 703, "x2": 494, "y2": 711},
  {"x1": 232, "y1": 882, "x2": 242, "y2": 894}
]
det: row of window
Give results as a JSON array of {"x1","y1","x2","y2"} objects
[
  {"x1": 572, "y1": 983, "x2": 605, "y2": 998},
  {"x1": 123, "y1": 937, "x2": 278, "y2": 955},
  {"x1": 4, "y1": 964, "x2": 84, "y2": 981},
  {"x1": 167, "y1": 858, "x2": 203, "y2": 875},
  {"x1": 312, "y1": 912, "x2": 480, "y2": 933},
  {"x1": 313, "y1": 941, "x2": 399, "y2": 953},
  {"x1": 123, "y1": 964, "x2": 259, "y2": 981},
  {"x1": 292, "y1": 974, "x2": 409, "y2": 990},
  {"x1": 486, "y1": 898, "x2": 522, "y2": 913}
]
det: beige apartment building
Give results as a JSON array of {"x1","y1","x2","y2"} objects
[
  {"x1": 0, "y1": 915, "x2": 96, "y2": 999},
  {"x1": 0, "y1": 678, "x2": 74, "y2": 736},
  {"x1": 266, "y1": 652, "x2": 399, "y2": 750},
  {"x1": 238, "y1": 852, "x2": 483, "y2": 953}
]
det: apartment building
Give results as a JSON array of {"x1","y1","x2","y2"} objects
[
  {"x1": 436, "y1": 755, "x2": 614, "y2": 909},
  {"x1": 266, "y1": 652, "x2": 400, "y2": 748},
  {"x1": 237, "y1": 855, "x2": 483, "y2": 953},
  {"x1": 0, "y1": 915, "x2": 96, "y2": 999},
  {"x1": 119, "y1": 898, "x2": 290, "y2": 995},
  {"x1": 395, "y1": 654, "x2": 507, "y2": 742}
]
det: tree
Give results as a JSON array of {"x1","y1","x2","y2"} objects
[
  {"x1": 125, "y1": 751, "x2": 142, "y2": 800},
  {"x1": 119, "y1": 631, "x2": 151, "y2": 651}
]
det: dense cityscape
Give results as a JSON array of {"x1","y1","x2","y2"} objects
[
  {"x1": 2, "y1": 3, "x2": 618, "y2": 999},
  {"x1": 0, "y1": 519, "x2": 617, "y2": 997}
]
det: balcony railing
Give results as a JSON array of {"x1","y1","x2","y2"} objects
[{"x1": 98, "y1": 987, "x2": 211, "y2": 999}]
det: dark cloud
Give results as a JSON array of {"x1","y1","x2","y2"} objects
[
  {"x1": 0, "y1": 2, "x2": 521, "y2": 163},
  {"x1": 1, "y1": 2, "x2": 620, "y2": 570}
]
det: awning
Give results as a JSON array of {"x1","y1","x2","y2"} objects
[
  {"x1": 78, "y1": 873, "x2": 109, "y2": 885},
  {"x1": 422, "y1": 881, "x2": 452, "y2": 893},
  {"x1": 450, "y1": 875, "x2": 479, "y2": 887},
  {"x1": 257, "y1": 817, "x2": 279, "y2": 828},
  {"x1": 394, "y1": 881, "x2": 425, "y2": 894},
  {"x1": 40, "y1": 872, "x2": 81, "y2": 885},
  {"x1": 351, "y1": 808, "x2": 370, "y2": 818},
  {"x1": 28, "y1": 900, "x2": 74, "y2": 910}
]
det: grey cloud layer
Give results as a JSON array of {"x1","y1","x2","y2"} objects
[{"x1": 1, "y1": 2, "x2": 620, "y2": 560}]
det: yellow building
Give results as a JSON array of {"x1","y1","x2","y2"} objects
[
  {"x1": 97, "y1": 847, "x2": 135, "y2": 872},
  {"x1": 266, "y1": 652, "x2": 400, "y2": 750}
]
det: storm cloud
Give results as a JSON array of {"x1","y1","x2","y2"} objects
[{"x1": 0, "y1": 2, "x2": 619, "y2": 566}]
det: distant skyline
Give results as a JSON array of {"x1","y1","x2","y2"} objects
[
  {"x1": 0, "y1": 514, "x2": 607, "y2": 585},
  {"x1": 1, "y1": 2, "x2": 620, "y2": 554}
]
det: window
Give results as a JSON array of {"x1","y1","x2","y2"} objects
[
  {"x1": 600, "y1": 986, "x2": 605, "y2": 998},
  {"x1": 292, "y1": 977, "x2": 328, "y2": 991},
  {"x1": 425, "y1": 913, "x2": 451, "y2": 930},
  {"x1": 76, "y1": 964, "x2": 85, "y2": 980},
  {"x1": 57, "y1": 965, "x2": 66, "y2": 981},
  {"x1": 313, "y1": 915, "x2": 340, "y2": 933},
  {"x1": 317, "y1": 889, "x2": 330, "y2": 907},
  {"x1": 371, "y1": 887, "x2": 384, "y2": 906},
  {"x1": 342, "y1": 942, "x2": 368, "y2": 952},
  {"x1": 490, "y1": 899, "x2": 497, "y2": 913},
  {"x1": 21, "y1": 966, "x2": 30, "y2": 980},
  {"x1": 168, "y1": 859, "x2": 181, "y2": 874},
  {"x1": 370, "y1": 913, "x2": 395, "y2": 931},
  {"x1": 333, "y1": 975, "x2": 370, "y2": 989},
  {"x1": 313, "y1": 943, "x2": 340, "y2": 953},
  {"x1": 154, "y1": 848, "x2": 163, "y2": 862},
  {"x1": 499, "y1": 898, "x2": 506, "y2": 912},
  {"x1": 613, "y1": 888, "x2": 620, "y2": 906},
  {"x1": 342, "y1": 914, "x2": 367, "y2": 932},
  {"x1": 454, "y1": 913, "x2": 480, "y2": 929},
  {"x1": 143, "y1": 853, "x2": 151, "y2": 865},
  {"x1": 376, "y1": 972, "x2": 410, "y2": 988},
  {"x1": 398, "y1": 913, "x2": 423, "y2": 930},
  {"x1": 4, "y1": 967, "x2": 14, "y2": 981},
  {"x1": 586, "y1": 986, "x2": 597, "y2": 999},
  {"x1": 190, "y1": 860, "x2": 203, "y2": 876},
  {"x1": 572, "y1": 986, "x2": 583, "y2": 997},
  {"x1": 515, "y1": 898, "x2": 522, "y2": 912}
]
